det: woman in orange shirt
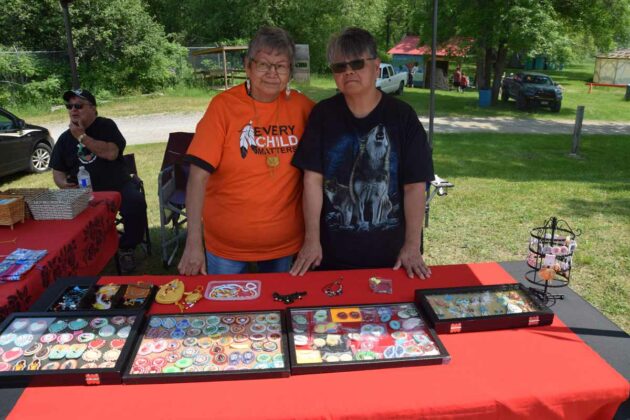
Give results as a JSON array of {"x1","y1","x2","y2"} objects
[{"x1": 178, "y1": 27, "x2": 314, "y2": 275}]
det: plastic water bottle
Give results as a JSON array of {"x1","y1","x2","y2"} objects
[{"x1": 77, "y1": 166, "x2": 93, "y2": 199}]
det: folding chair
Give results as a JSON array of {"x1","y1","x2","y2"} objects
[
  {"x1": 421, "y1": 174, "x2": 454, "y2": 254},
  {"x1": 158, "y1": 132, "x2": 194, "y2": 268}
]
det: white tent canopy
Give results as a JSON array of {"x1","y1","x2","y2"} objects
[{"x1": 593, "y1": 49, "x2": 630, "y2": 85}]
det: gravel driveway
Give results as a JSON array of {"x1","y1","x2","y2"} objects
[{"x1": 46, "y1": 113, "x2": 630, "y2": 145}]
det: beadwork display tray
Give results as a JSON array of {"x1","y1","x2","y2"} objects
[
  {"x1": 122, "y1": 310, "x2": 290, "y2": 384},
  {"x1": 415, "y1": 284, "x2": 554, "y2": 334},
  {"x1": 0, "y1": 311, "x2": 144, "y2": 387},
  {"x1": 47, "y1": 283, "x2": 156, "y2": 312},
  {"x1": 287, "y1": 303, "x2": 449, "y2": 374}
]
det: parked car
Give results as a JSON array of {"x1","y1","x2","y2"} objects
[
  {"x1": 376, "y1": 63, "x2": 407, "y2": 95},
  {"x1": 501, "y1": 72, "x2": 563, "y2": 112},
  {"x1": 0, "y1": 107, "x2": 55, "y2": 178}
]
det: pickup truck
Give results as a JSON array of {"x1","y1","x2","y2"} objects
[
  {"x1": 376, "y1": 63, "x2": 407, "y2": 95},
  {"x1": 501, "y1": 71, "x2": 563, "y2": 112}
]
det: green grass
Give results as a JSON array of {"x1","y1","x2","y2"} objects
[
  {"x1": 14, "y1": 61, "x2": 630, "y2": 126},
  {"x1": 2, "y1": 132, "x2": 628, "y2": 331},
  {"x1": 21, "y1": 85, "x2": 219, "y2": 126}
]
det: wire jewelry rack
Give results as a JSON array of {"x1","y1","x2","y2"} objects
[{"x1": 525, "y1": 217, "x2": 581, "y2": 304}]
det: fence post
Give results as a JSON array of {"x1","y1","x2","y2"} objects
[{"x1": 570, "y1": 106, "x2": 585, "y2": 156}]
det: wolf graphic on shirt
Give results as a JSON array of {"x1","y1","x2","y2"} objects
[
  {"x1": 350, "y1": 124, "x2": 392, "y2": 227},
  {"x1": 324, "y1": 178, "x2": 357, "y2": 227},
  {"x1": 324, "y1": 124, "x2": 395, "y2": 231}
]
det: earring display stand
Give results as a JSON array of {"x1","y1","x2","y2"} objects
[{"x1": 525, "y1": 217, "x2": 581, "y2": 304}]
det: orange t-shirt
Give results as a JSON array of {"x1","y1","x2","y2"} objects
[{"x1": 187, "y1": 84, "x2": 314, "y2": 261}]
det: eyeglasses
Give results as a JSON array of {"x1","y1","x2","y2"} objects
[
  {"x1": 251, "y1": 58, "x2": 290, "y2": 75},
  {"x1": 330, "y1": 58, "x2": 376, "y2": 73},
  {"x1": 65, "y1": 103, "x2": 84, "y2": 110}
]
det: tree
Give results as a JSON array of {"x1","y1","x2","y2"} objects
[
  {"x1": 0, "y1": 46, "x2": 61, "y2": 106},
  {"x1": 145, "y1": 0, "x2": 389, "y2": 73},
  {"x1": 0, "y1": 0, "x2": 187, "y2": 96},
  {"x1": 415, "y1": 0, "x2": 630, "y2": 103}
]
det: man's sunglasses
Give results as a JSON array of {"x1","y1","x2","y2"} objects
[
  {"x1": 65, "y1": 103, "x2": 84, "y2": 110},
  {"x1": 330, "y1": 58, "x2": 376, "y2": 73}
]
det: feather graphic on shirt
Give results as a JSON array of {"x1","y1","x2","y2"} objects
[{"x1": 239, "y1": 120, "x2": 257, "y2": 158}]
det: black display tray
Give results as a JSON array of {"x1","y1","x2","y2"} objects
[
  {"x1": 0, "y1": 311, "x2": 144, "y2": 387},
  {"x1": 29, "y1": 277, "x2": 99, "y2": 312},
  {"x1": 48, "y1": 283, "x2": 156, "y2": 312},
  {"x1": 287, "y1": 303, "x2": 449, "y2": 374},
  {"x1": 122, "y1": 310, "x2": 290, "y2": 384},
  {"x1": 415, "y1": 283, "x2": 555, "y2": 334}
]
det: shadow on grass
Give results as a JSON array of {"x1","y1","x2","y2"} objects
[{"x1": 560, "y1": 197, "x2": 630, "y2": 219}]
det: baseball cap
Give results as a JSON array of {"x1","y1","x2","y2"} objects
[{"x1": 63, "y1": 89, "x2": 97, "y2": 106}]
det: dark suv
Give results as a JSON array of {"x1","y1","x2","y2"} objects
[
  {"x1": 501, "y1": 72, "x2": 563, "y2": 112},
  {"x1": 0, "y1": 107, "x2": 55, "y2": 178}
]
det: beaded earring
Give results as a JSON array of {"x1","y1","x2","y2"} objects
[
  {"x1": 285, "y1": 81, "x2": 291, "y2": 99},
  {"x1": 246, "y1": 78, "x2": 251, "y2": 95}
]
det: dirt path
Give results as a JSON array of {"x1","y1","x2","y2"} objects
[{"x1": 46, "y1": 113, "x2": 630, "y2": 145}]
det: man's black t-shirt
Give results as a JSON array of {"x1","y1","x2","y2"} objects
[
  {"x1": 292, "y1": 93, "x2": 434, "y2": 269},
  {"x1": 51, "y1": 117, "x2": 130, "y2": 192}
]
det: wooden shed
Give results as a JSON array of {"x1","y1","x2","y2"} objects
[
  {"x1": 387, "y1": 35, "x2": 472, "y2": 88},
  {"x1": 593, "y1": 49, "x2": 630, "y2": 85}
]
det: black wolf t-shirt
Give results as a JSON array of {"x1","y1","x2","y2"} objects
[{"x1": 292, "y1": 93, "x2": 434, "y2": 269}]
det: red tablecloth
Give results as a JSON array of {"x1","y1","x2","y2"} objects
[
  {"x1": 9, "y1": 263, "x2": 630, "y2": 419},
  {"x1": 0, "y1": 192, "x2": 120, "y2": 321}
]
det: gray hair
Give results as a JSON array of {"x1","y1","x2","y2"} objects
[
  {"x1": 247, "y1": 27, "x2": 295, "y2": 72},
  {"x1": 327, "y1": 27, "x2": 378, "y2": 64}
]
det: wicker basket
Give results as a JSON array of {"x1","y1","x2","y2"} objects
[
  {"x1": 28, "y1": 190, "x2": 90, "y2": 220},
  {"x1": 3, "y1": 188, "x2": 49, "y2": 219},
  {"x1": 0, "y1": 194, "x2": 25, "y2": 229}
]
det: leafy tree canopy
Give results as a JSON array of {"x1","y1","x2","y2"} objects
[
  {"x1": 414, "y1": 0, "x2": 629, "y2": 101},
  {"x1": 1, "y1": 0, "x2": 187, "y2": 96}
]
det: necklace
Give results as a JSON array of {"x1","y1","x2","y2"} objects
[{"x1": 242, "y1": 83, "x2": 282, "y2": 175}]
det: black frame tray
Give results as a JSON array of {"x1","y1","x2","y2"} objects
[
  {"x1": 415, "y1": 283, "x2": 554, "y2": 334},
  {"x1": 287, "y1": 302, "x2": 449, "y2": 374},
  {"x1": 0, "y1": 311, "x2": 144, "y2": 387},
  {"x1": 122, "y1": 310, "x2": 290, "y2": 384},
  {"x1": 28, "y1": 277, "x2": 98, "y2": 312}
]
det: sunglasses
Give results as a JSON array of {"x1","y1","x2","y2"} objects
[
  {"x1": 65, "y1": 103, "x2": 85, "y2": 110},
  {"x1": 330, "y1": 58, "x2": 376, "y2": 73}
]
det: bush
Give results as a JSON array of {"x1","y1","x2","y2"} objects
[
  {"x1": 0, "y1": 46, "x2": 62, "y2": 107},
  {"x1": 1, "y1": 0, "x2": 191, "y2": 101}
]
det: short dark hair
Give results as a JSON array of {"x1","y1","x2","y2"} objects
[
  {"x1": 327, "y1": 27, "x2": 377, "y2": 64},
  {"x1": 247, "y1": 27, "x2": 295, "y2": 73}
]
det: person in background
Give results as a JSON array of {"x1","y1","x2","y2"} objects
[
  {"x1": 178, "y1": 26, "x2": 314, "y2": 276},
  {"x1": 406, "y1": 63, "x2": 414, "y2": 87},
  {"x1": 460, "y1": 73, "x2": 469, "y2": 92},
  {"x1": 51, "y1": 89, "x2": 148, "y2": 273},
  {"x1": 453, "y1": 66, "x2": 462, "y2": 92},
  {"x1": 410, "y1": 62, "x2": 419, "y2": 88},
  {"x1": 290, "y1": 27, "x2": 434, "y2": 279}
]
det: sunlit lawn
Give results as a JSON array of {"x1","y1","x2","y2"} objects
[
  {"x1": 2, "y1": 132, "x2": 628, "y2": 332},
  {"x1": 16, "y1": 61, "x2": 630, "y2": 126}
]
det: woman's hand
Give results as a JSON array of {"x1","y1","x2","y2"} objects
[
  {"x1": 178, "y1": 242, "x2": 207, "y2": 276},
  {"x1": 290, "y1": 239, "x2": 322, "y2": 276}
]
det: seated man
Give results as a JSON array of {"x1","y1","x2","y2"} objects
[{"x1": 50, "y1": 89, "x2": 148, "y2": 273}]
